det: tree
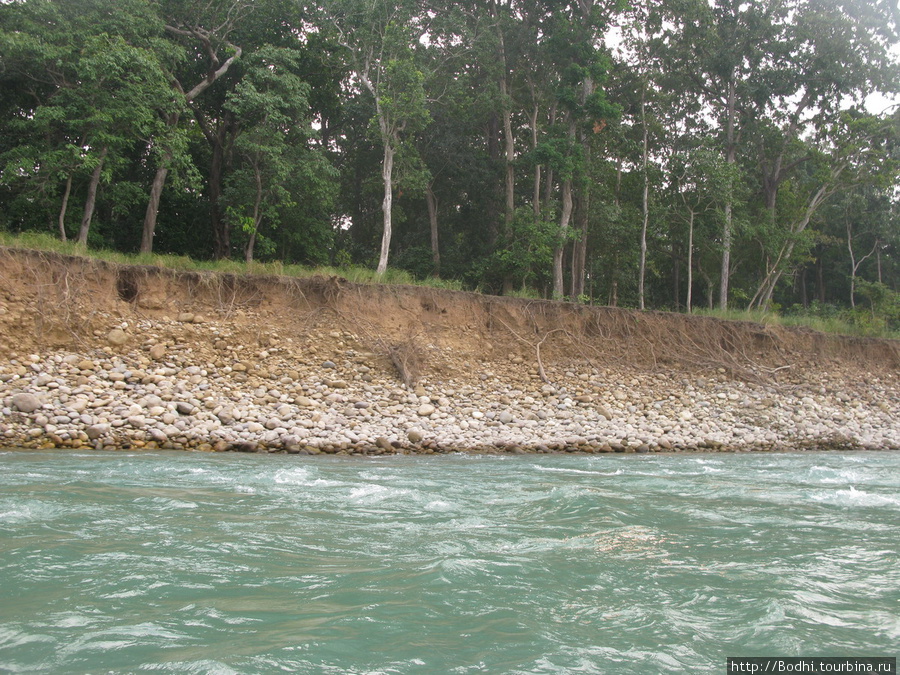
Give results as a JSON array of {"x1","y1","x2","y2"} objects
[
  {"x1": 223, "y1": 46, "x2": 335, "y2": 262},
  {"x1": 139, "y1": 0, "x2": 248, "y2": 254},
  {"x1": 322, "y1": 0, "x2": 430, "y2": 274},
  {"x1": 749, "y1": 112, "x2": 899, "y2": 308},
  {"x1": 0, "y1": 0, "x2": 176, "y2": 244}
]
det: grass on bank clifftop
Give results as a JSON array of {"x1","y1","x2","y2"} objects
[
  {"x1": 2, "y1": 231, "x2": 897, "y2": 340},
  {"x1": 0, "y1": 231, "x2": 465, "y2": 291}
]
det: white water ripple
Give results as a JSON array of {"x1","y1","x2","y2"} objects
[{"x1": 0, "y1": 449, "x2": 897, "y2": 674}]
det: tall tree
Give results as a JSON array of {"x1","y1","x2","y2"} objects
[
  {"x1": 322, "y1": 0, "x2": 430, "y2": 274},
  {"x1": 140, "y1": 0, "x2": 248, "y2": 254}
]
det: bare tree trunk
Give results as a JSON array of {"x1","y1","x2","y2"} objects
[
  {"x1": 208, "y1": 116, "x2": 232, "y2": 259},
  {"x1": 426, "y1": 183, "x2": 440, "y2": 277},
  {"x1": 142, "y1": 162, "x2": 170, "y2": 254},
  {"x1": 530, "y1": 99, "x2": 541, "y2": 219},
  {"x1": 244, "y1": 161, "x2": 264, "y2": 263},
  {"x1": 552, "y1": 176, "x2": 573, "y2": 298},
  {"x1": 720, "y1": 200, "x2": 734, "y2": 309},
  {"x1": 571, "y1": 193, "x2": 589, "y2": 299},
  {"x1": 376, "y1": 140, "x2": 395, "y2": 275},
  {"x1": 571, "y1": 71, "x2": 594, "y2": 300},
  {"x1": 719, "y1": 79, "x2": 737, "y2": 310},
  {"x1": 77, "y1": 146, "x2": 108, "y2": 246},
  {"x1": 638, "y1": 91, "x2": 649, "y2": 310},
  {"x1": 816, "y1": 254, "x2": 826, "y2": 303},
  {"x1": 686, "y1": 209, "x2": 695, "y2": 313},
  {"x1": 498, "y1": 37, "x2": 515, "y2": 224},
  {"x1": 750, "y1": 179, "x2": 838, "y2": 309},
  {"x1": 58, "y1": 174, "x2": 73, "y2": 242},
  {"x1": 847, "y1": 222, "x2": 878, "y2": 309}
]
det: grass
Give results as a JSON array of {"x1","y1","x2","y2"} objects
[
  {"x1": 694, "y1": 307, "x2": 899, "y2": 340},
  {"x1": 0, "y1": 231, "x2": 465, "y2": 291}
]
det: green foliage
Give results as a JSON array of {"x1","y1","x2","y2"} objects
[
  {"x1": 482, "y1": 207, "x2": 559, "y2": 293},
  {"x1": 854, "y1": 280, "x2": 900, "y2": 331},
  {"x1": 0, "y1": 0, "x2": 897, "y2": 322}
]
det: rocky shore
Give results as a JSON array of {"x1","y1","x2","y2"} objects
[
  {"x1": 1, "y1": 248, "x2": 898, "y2": 455},
  {"x1": 2, "y1": 318, "x2": 899, "y2": 455}
]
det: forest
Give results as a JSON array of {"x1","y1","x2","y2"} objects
[{"x1": 1, "y1": 0, "x2": 899, "y2": 327}]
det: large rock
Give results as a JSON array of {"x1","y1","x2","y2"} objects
[
  {"x1": 11, "y1": 393, "x2": 41, "y2": 413},
  {"x1": 107, "y1": 328, "x2": 128, "y2": 346},
  {"x1": 86, "y1": 423, "x2": 110, "y2": 440}
]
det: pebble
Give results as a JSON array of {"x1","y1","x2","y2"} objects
[{"x1": 1, "y1": 319, "x2": 897, "y2": 456}]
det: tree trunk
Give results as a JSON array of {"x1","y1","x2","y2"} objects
[
  {"x1": 800, "y1": 265, "x2": 808, "y2": 308},
  {"x1": 552, "y1": 176, "x2": 573, "y2": 298},
  {"x1": 638, "y1": 92, "x2": 649, "y2": 311},
  {"x1": 58, "y1": 173, "x2": 73, "y2": 242},
  {"x1": 376, "y1": 139, "x2": 395, "y2": 275},
  {"x1": 208, "y1": 115, "x2": 232, "y2": 259},
  {"x1": 498, "y1": 37, "x2": 515, "y2": 224},
  {"x1": 530, "y1": 100, "x2": 541, "y2": 219},
  {"x1": 571, "y1": 192, "x2": 589, "y2": 299},
  {"x1": 426, "y1": 183, "x2": 440, "y2": 277},
  {"x1": 485, "y1": 114, "x2": 502, "y2": 247},
  {"x1": 816, "y1": 254, "x2": 826, "y2": 304},
  {"x1": 750, "y1": 180, "x2": 837, "y2": 309},
  {"x1": 141, "y1": 41, "x2": 241, "y2": 254},
  {"x1": 142, "y1": 162, "x2": 170, "y2": 254},
  {"x1": 672, "y1": 242, "x2": 680, "y2": 311},
  {"x1": 720, "y1": 201, "x2": 733, "y2": 309},
  {"x1": 847, "y1": 224, "x2": 878, "y2": 310},
  {"x1": 719, "y1": 78, "x2": 737, "y2": 310},
  {"x1": 686, "y1": 209, "x2": 695, "y2": 313},
  {"x1": 571, "y1": 71, "x2": 594, "y2": 300},
  {"x1": 77, "y1": 146, "x2": 108, "y2": 246},
  {"x1": 244, "y1": 162, "x2": 264, "y2": 264}
]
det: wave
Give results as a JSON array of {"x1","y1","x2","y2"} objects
[{"x1": 811, "y1": 486, "x2": 900, "y2": 508}]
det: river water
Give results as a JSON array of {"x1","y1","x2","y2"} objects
[{"x1": 0, "y1": 449, "x2": 897, "y2": 674}]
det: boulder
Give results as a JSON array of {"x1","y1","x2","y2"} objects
[
  {"x1": 11, "y1": 393, "x2": 41, "y2": 413},
  {"x1": 107, "y1": 329, "x2": 128, "y2": 346}
]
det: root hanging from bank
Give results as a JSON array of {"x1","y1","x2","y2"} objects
[{"x1": 385, "y1": 337, "x2": 426, "y2": 389}]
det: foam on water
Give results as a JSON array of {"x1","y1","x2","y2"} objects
[{"x1": 811, "y1": 485, "x2": 900, "y2": 508}]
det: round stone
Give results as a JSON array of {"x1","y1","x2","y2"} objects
[
  {"x1": 11, "y1": 393, "x2": 41, "y2": 413},
  {"x1": 107, "y1": 329, "x2": 128, "y2": 346}
]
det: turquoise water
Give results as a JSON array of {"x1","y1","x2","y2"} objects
[{"x1": 0, "y1": 450, "x2": 897, "y2": 674}]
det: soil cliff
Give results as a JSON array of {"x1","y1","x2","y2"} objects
[{"x1": 1, "y1": 247, "x2": 898, "y2": 453}]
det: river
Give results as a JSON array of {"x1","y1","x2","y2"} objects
[{"x1": 1, "y1": 449, "x2": 897, "y2": 674}]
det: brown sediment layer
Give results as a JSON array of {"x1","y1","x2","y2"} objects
[{"x1": 1, "y1": 247, "x2": 898, "y2": 454}]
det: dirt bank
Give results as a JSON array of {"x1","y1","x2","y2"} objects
[{"x1": 1, "y1": 247, "x2": 898, "y2": 453}]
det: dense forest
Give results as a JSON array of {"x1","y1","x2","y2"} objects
[{"x1": 1, "y1": 0, "x2": 899, "y2": 323}]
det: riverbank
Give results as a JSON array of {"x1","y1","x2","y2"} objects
[{"x1": 1, "y1": 247, "x2": 898, "y2": 454}]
